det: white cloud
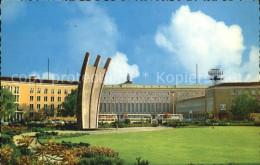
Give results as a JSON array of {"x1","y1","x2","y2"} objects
[
  {"x1": 241, "y1": 46, "x2": 260, "y2": 82},
  {"x1": 67, "y1": 3, "x2": 140, "y2": 84},
  {"x1": 2, "y1": 0, "x2": 26, "y2": 22},
  {"x1": 155, "y1": 5, "x2": 258, "y2": 82},
  {"x1": 105, "y1": 52, "x2": 140, "y2": 85},
  {"x1": 67, "y1": 3, "x2": 118, "y2": 61}
]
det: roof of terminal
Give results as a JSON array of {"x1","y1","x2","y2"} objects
[
  {"x1": 214, "y1": 82, "x2": 260, "y2": 87},
  {"x1": 1, "y1": 76, "x2": 79, "y2": 85}
]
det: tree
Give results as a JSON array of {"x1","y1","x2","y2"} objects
[
  {"x1": 61, "y1": 89, "x2": 78, "y2": 117},
  {"x1": 1, "y1": 88, "x2": 17, "y2": 120},
  {"x1": 231, "y1": 93, "x2": 259, "y2": 119}
]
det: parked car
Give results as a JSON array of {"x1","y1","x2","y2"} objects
[
  {"x1": 51, "y1": 120, "x2": 65, "y2": 125},
  {"x1": 64, "y1": 120, "x2": 76, "y2": 124}
]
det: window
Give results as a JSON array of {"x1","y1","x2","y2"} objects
[
  {"x1": 51, "y1": 89, "x2": 55, "y2": 94},
  {"x1": 44, "y1": 88, "x2": 48, "y2": 94},
  {"x1": 37, "y1": 88, "x2": 41, "y2": 93},
  {"x1": 30, "y1": 104, "x2": 34, "y2": 110},
  {"x1": 51, "y1": 96, "x2": 54, "y2": 102},
  {"x1": 51, "y1": 104, "x2": 54, "y2": 110},
  {"x1": 58, "y1": 104, "x2": 62, "y2": 109},
  {"x1": 44, "y1": 96, "x2": 48, "y2": 102},
  {"x1": 15, "y1": 95, "x2": 19, "y2": 102},
  {"x1": 30, "y1": 96, "x2": 34, "y2": 101},
  {"x1": 58, "y1": 97, "x2": 61, "y2": 102},
  {"x1": 231, "y1": 97, "x2": 234, "y2": 103},
  {"x1": 14, "y1": 87, "x2": 19, "y2": 94},
  {"x1": 8, "y1": 86, "x2": 12, "y2": 92},
  {"x1": 231, "y1": 90, "x2": 236, "y2": 95},
  {"x1": 244, "y1": 90, "x2": 248, "y2": 94},
  {"x1": 58, "y1": 89, "x2": 61, "y2": 94},
  {"x1": 44, "y1": 104, "x2": 48, "y2": 109},
  {"x1": 30, "y1": 112, "x2": 34, "y2": 118},
  {"x1": 37, "y1": 104, "x2": 41, "y2": 110},
  {"x1": 37, "y1": 96, "x2": 41, "y2": 101},
  {"x1": 30, "y1": 88, "x2": 34, "y2": 93},
  {"x1": 251, "y1": 90, "x2": 256, "y2": 95},
  {"x1": 64, "y1": 89, "x2": 68, "y2": 94},
  {"x1": 238, "y1": 90, "x2": 242, "y2": 95}
]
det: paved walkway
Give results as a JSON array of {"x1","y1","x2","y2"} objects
[{"x1": 56, "y1": 126, "x2": 173, "y2": 135}]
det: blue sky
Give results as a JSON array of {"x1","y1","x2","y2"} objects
[{"x1": 2, "y1": 1, "x2": 259, "y2": 85}]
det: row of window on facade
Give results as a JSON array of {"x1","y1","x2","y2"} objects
[
  {"x1": 177, "y1": 91, "x2": 204, "y2": 96},
  {"x1": 176, "y1": 105, "x2": 205, "y2": 113},
  {"x1": 30, "y1": 88, "x2": 69, "y2": 94},
  {"x1": 29, "y1": 96, "x2": 66, "y2": 102},
  {"x1": 177, "y1": 95, "x2": 203, "y2": 100},
  {"x1": 231, "y1": 89, "x2": 260, "y2": 95},
  {"x1": 103, "y1": 91, "x2": 171, "y2": 96},
  {"x1": 99, "y1": 102, "x2": 170, "y2": 113},
  {"x1": 182, "y1": 113, "x2": 205, "y2": 119},
  {"x1": 176, "y1": 101, "x2": 205, "y2": 108},
  {"x1": 29, "y1": 104, "x2": 62, "y2": 110},
  {"x1": 3, "y1": 86, "x2": 20, "y2": 94},
  {"x1": 101, "y1": 96, "x2": 170, "y2": 101}
]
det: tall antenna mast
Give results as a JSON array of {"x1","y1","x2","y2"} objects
[{"x1": 48, "y1": 58, "x2": 49, "y2": 79}]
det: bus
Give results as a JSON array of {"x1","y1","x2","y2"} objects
[
  {"x1": 156, "y1": 114, "x2": 183, "y2": 123},
  {"x1": 98, "y1": 114, "x2": 118, "y2": 123},
  {"x1": 126, "y1": 114, "x2": 152, "y2": 123}
]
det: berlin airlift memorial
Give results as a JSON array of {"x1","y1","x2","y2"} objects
[{"x1": 77, "y1": 52, "x2": 111, "y2": 129}]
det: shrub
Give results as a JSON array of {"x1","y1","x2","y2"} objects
[
  {"x1": 98, "y1": 122, "x2": 111, "y2": 129},
  {"x1": 82, "y1": 146, "x2": 118, "y2": 158},
  {"x1": 152, "y1": 123, "x2": 159, "y2": 127},
  {"x1": 1, "y1": 145, "x2": 14, "y2": 164},
  {"x1": 1, "y1": 125, "x2": 28, "y2": 131},
  {"x1": 56, "y1": 122, "x2": 79, "y2": 130},
  {"x1": 78, "y1": 156, "x2": 125, "y2": 165},
  {"x1": 61, "y1": 141, "x2": 90, "y2": 149},
  {"x1": 124, "y1": 119, "x2": 131, "y2": 125},
  {"x1": 35, "y1": 131, "x2": 58, "y2": 139},
  {"x1": 2, "y1": 130, "x2": 24, "y2": 137},
  {"x1": 112, "y1": 121, "x2": 125, "y2": 128},
  {"x1": 135, "y1": 157, "x2": 150, "y2": 165},
  {"x1": 18, "y1": 146, "x2": 32, "y2": 155},
  {"x1": 26, "y1": 122, "x2": 46, "y2": 128},
  {"x1": 1, "y1": 134, "x2": 13, "y2": 145}
]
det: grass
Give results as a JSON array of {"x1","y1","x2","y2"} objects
[{"x1": 55, "y1": 126, "x2": 260, "y2": 165}]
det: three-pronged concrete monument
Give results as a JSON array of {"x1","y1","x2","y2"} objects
[{"x1": 77, "y1": 52, "x2": 111, "y2": 129}]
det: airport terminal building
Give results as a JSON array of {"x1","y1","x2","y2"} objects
[{"x1": 1, "y1": 76, "x2": 207, "y2": 121}]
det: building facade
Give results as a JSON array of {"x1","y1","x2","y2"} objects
[
  {"x1": 1, "y1": 77, "x2": 78, "y2": 121},
  {"x1": 99, "y1": 82, "x2": 208, "y2": 118},
  {"x1": 205, "y1": 82, "x2": 260, "y2": 120},
  {"x1": 176, "y1": 96, "x2": 206, "y2": 120},
  {"x1": 1, "y1": 76, "x2": 208, "y2": 121}
]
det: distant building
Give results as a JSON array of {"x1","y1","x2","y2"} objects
[
  {"x1": 176, "y1": 96, "x2": 206, "y2": 120},
  {"x1": 205, "y1": 82, "x2": 260, "y2": 120},
  {"x1": 176, "y1": 82, "x2": 260, "y2": 120},
  {"x1": 1, "y1": 77, "x2": 78, "y2": 121},
  {"x1": 1, "y1": 76, "x2": 208, "y2": 121}
]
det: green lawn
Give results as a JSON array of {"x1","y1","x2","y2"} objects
[{"x1": 56, "y1": 126, "x2": 260, "y2": 165}]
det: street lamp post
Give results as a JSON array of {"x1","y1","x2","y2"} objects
[{"x1": 171, "y1": 92, "x2": 175, "y2": 114}]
